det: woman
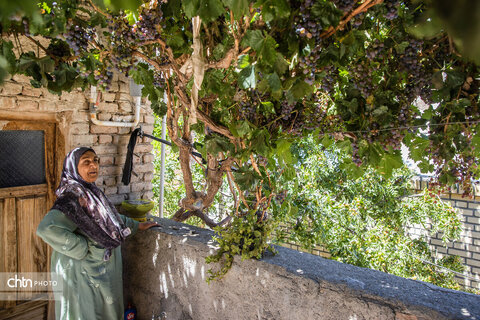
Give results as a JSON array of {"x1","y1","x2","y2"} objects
[{"x1": 37, "y1": 147, "x2": 157, "y2": 319}]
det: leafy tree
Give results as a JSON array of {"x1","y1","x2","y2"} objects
[
  {"x1": 1, "y1": 0, "x2": 480, "y2": 278},
  {"x1": 274, "y1": 137, "x2": 465, "y2": 290}
]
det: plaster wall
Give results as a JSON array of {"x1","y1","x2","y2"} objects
[{"x1": 123, "y1": 218, "x2": 480, "y2": 320}]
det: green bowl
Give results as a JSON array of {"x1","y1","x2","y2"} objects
[{"x1": 121, "y1": 199, "x2": 154, "y2": 217}]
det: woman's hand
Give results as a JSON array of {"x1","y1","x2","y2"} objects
[{"x1": 138, "y1": 221, "x2": 160, "y2": 231}]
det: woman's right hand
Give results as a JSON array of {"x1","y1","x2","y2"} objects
[{"x1": 138, "y1": 221, "x2": 160, "y2": 231}]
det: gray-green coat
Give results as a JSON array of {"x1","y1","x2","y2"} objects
[{"x1": 37, "y1": 209, "x2": 139, "y2": 320}]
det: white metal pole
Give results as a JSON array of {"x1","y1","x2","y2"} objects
[{"x1": 159, "y1": 114, "x2": 167, "y2": 218}]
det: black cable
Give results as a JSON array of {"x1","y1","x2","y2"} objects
[
  {"x1": 122, "y1": 128, "x2": 241, "y2": 185},
  {"x1": 121, "y1": 128, "x2": 141, "y2": 185},
  {"x1": 141, "y1": 132, "x2": 205, "y2": 161}
]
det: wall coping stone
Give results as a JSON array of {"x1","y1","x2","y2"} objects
[{"x1": 123, "y1": 218, "x2": 480, "y2": 320}]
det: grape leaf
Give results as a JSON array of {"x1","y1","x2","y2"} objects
[
  {"x1": 234, "y1": 168, "x2": 261, "y2": 190},
  {"x1": 238, "y1": 65, "x2": 256, "y2": 89},
  {"x1": 0, "y1": 40, "x2": 16, "y2": 72},
  {"x1": 205, "y1": 134, "x2": 234, "y2": 154},
  {"x1": 276, "y1": 139, "x2": 293, "y2": 164},
  {"x1": 320, "y1": 135, "x2": 333, "y2": 148},
  {"x1": 260, "y1": 101, "x2": 275, "y2": 115},
  {"x1": 378, "y1": 153, "x2": 403, "y2": 177},
  {"x1": 290, "y1": 79, "x2": 313, "y2": 100},
  {"x1": 103, "y1": 0, "x2": 142, "y2": 11},
  {"x1": 365, "y1": 142, "x2": 383, "y2": 165},
  {"x1": 256, "y1": 0, "x2": 290, "y2": 22},
  {"x1": 198, "y1": 0, "x2": 224, "y2": 22},
  {"x1": 222, "y1": 0, "x2": 249, "y2": 18},
  {"x1": 237, "y1": 54, "x2": 250, "y2": 68},
  {"x1": 406, "y1": 136, "x2": 430, "y2": 162},
  {"x1": 243, "y1": 30, "x2": 278, "y2": 67},
  {"x1": 266, "y1": 72, "x2": 281, "y2": 91},
  {"x1": 182, "y1": 0, "x2": 198, "y2": 18},
  {"x1": 243, "y1": 30, "x2": 264, "y2": 51},
  {"x1": 311, "y1": 0, "x2": 342, "y2": 28},
  {"x1": 407, "y1": 8, "x2": 443, "y2": 39},
  {"x1": 273, "y1": 53, "x2": 289, "y2": 75},
  {"x1": 258, "y1": 35, "x2": 278, "y2": 67},
  {"x1": 229, "y1": 121, "x2": 251, "y2": 138},
  {"x1": 251, "y1": 129, "x2": 270, "y2": 156}
]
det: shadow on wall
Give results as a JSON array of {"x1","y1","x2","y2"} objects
[{"x1": 123, "y1": 218, "x2": 480, "y2": 320}]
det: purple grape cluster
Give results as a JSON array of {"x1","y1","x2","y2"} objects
[
  {"x1": 133, "y1": 4, "x2": 164, "y2": 41},
  {"x1": 294, "y1": 0, "x2": 322, "y2": 40},
  {"x1": 383, "y1": 129, "x2": 404, "y2": 151},
  {"x1": 64, "y1": 22, "x2": 95, "y2": 55},
  {"x1": 351, "y1": 12, "x2": 364, "y2": 28},
  {"x1": 349, "y1": 62, "x2": 375, "y2": 96},
  {"x1": 284, "y1": 99, "x2": 329, "y2": 136},
  {"x1": 320, "y1": 65, "x2": 339, "y2": 93},
  {"x1": 257, "y1": 155, "x2": 268, "y2": 166},
  {"x1": 384, "y1": 0, "x2": 400, "y2": 20},
  {"x1": 153, "y1": 71, "x2": 166, "y2": 89},
  {"x1": 46, "y1": 39, "x2": 71, "y2": 59},
  {"x1": 104, "y1": 16, "x2": 137, "y2": 75},
  {"x1": 366, "y1": 39, "x2": 385, "y2": 60},
  {"x1": 109, "y1": 44, "x2": 134, "y2": 74},
  {"x1": 239, "y1": 99, "x2": 258, "y2": 123},
  {"x1": 106, "y1": 14, "x2": 136, "y2": 44},
  {"x1": 22, "y1": 19, "x2": 30, "y2": 36},
  {"x1": 351, "y1": 142, "x2": 362, "y2": 166},
  {"x1": 95, "y1": 66, "x2": 114, "y2": 90},
  {"x1": 332, "y1": 0, "x2": 356, "y2": 12},
  {"x1": 280, "y1": 100, "x2": 295, "y2": 120},
  {"x1": 275, "y1": 190, "x2": 287, "y2": 204},
  {"x1": 298, "y1": 55, "x2": 318, "y2": 85},
  {"x1": 397, "y1": 39, "x2": 428, "y2": 102},
  {"x1": 76, "y1": 63, "x2": 114, "y2": 90},
  {"x1": 293, "y1": 0, "x2": 333, "y2": 86}
]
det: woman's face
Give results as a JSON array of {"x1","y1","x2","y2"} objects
[{"x1": 77, "y1": 151, "x2": 100, "y2": 183}]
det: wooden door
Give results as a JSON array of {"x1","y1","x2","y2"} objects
[{"x1": 0, "y1": 121, "x2": 57, "y2": 320}]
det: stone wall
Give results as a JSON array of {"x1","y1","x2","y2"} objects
[
  {"x1": 0, "y1": 56, "x2": 154, "y2": 204},
  {"x1": 122, "y1": 218, "x2": 480, "y2": 320}
]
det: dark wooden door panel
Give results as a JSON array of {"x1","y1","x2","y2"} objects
[{"x1": 0, "y1": 120, "x2": 57, "y2": 320}]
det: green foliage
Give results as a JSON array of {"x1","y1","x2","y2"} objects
[
  {"x1": 0, "y1": 0, "x2": 479, "y2": 189},
  {"x1": 1, "y1": 0, "x2": 479, "y2": 289},
  {"x1": 274, "y1": 137, "x2": 464, "y2": 290},
  {"x1": 425, "y1": 0, "x2": 480, "y2": 64},
  {"x1": 0, "y1": 0, "x2": 39, "y2": 25},
  {"x1": 205, "y1": 211, "x2": 276, "y2": 282}
]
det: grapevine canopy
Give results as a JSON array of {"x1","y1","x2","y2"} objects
[{"x1": 1, "y1": 0, "x2": 480, "y2": 227}]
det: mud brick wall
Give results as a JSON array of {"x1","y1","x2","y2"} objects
[{"x1": 0, "y1": 36, "x2": 155, "y2": 205}]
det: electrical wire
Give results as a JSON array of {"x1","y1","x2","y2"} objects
[
  {"x1": 404, "y1": 251, "x2": 480, "y2": 283},
  {"x1": 325, "y1": 119, "x2": 480, "y2": 135}
]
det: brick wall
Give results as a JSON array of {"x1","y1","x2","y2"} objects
[
  {"x1": 0, "y1": 65, "x2": 155, "y2": 205},
  {"x1": 409, "y1": 177, "x2": 480, "y2": 290}
]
